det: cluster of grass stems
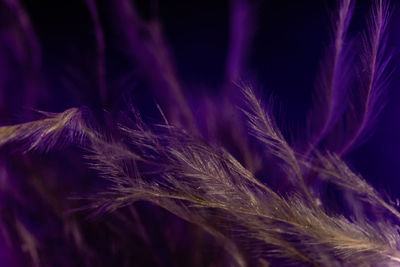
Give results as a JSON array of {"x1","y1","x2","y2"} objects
[{"x1": 0, "y1": 0, "x2": 399, "y2": 266}]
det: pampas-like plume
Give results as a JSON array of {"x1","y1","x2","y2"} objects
[
  {"x1": 308, "y1": 0, "x2": 354, "y2": 154},
  {"x1": 0, "y1": 108, "x2": 88, "y2": 152},
  {"x1": 240, "y1": 85, "x2": 313, "y2": 203},
  {"x1": 88, "y1": 88, "x2": 400, "y2": 266},
  {"x1": 339, "y1": 0, "x2": 391, "y2": 154},
  {"x1": 2, "y1": 87, "x2": 400, "y2": 266}
]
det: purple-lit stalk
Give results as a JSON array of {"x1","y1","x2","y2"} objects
[
  {"x1": 241, "y1": 87, "x2": 315, "y2": 204},
  {"x1": 2, "y1": 0, "x2": 41, "y2": 110},
  {"x1": 221, "y1": 0, "x2": 257, "y2": 171},
  {"x1": 307, "y1": 0, "x2": 353, "y2": 155},
  {"x1": 2, "y1": 0, "x2": 41, "y2": 68},
  {"x1": 112, "y1": 0, "x2": 196, "y2": 131},
  {"x1": 339, "y1": 0, "x2": 390, "y2": 155},
  {"x1": 0, "y1": 54, "x2": 4, "y2": 109},
  {"x1": 86, "y1": 0, "x2": 107, "y2": 106},
  {"x1": 224, "y1": 0, "x2": 253, "y2": 88}
]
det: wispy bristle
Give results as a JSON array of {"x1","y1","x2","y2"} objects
[
  {"x1": 0, "y1": 108, "x2": 87, "y2": 152},
  {"x1": 339, "y1": 0, "x2": 391, "y2": 155},
  {"x1": 308, "y1": 0, "x2": 355, "y2": 154}
]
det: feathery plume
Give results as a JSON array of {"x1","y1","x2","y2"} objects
[
  {"x1": 240, "y1": 85, "x2": 313, "y2": 202},
  {"x1": 0, "y1": 108, "x2": 88, "y2": 152},
  {"x1": 83, "y1": 107, "x2": 400, "y2": 266},
  {"x1": 339, "y1": 0, "x2": 391, "y2": 154},
  {"x1": 308, "y1": 0, "x2": 354, "y2": 153},
  {"x1": 85, "y1": 0, "x2": 107, "y2": 105}
]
